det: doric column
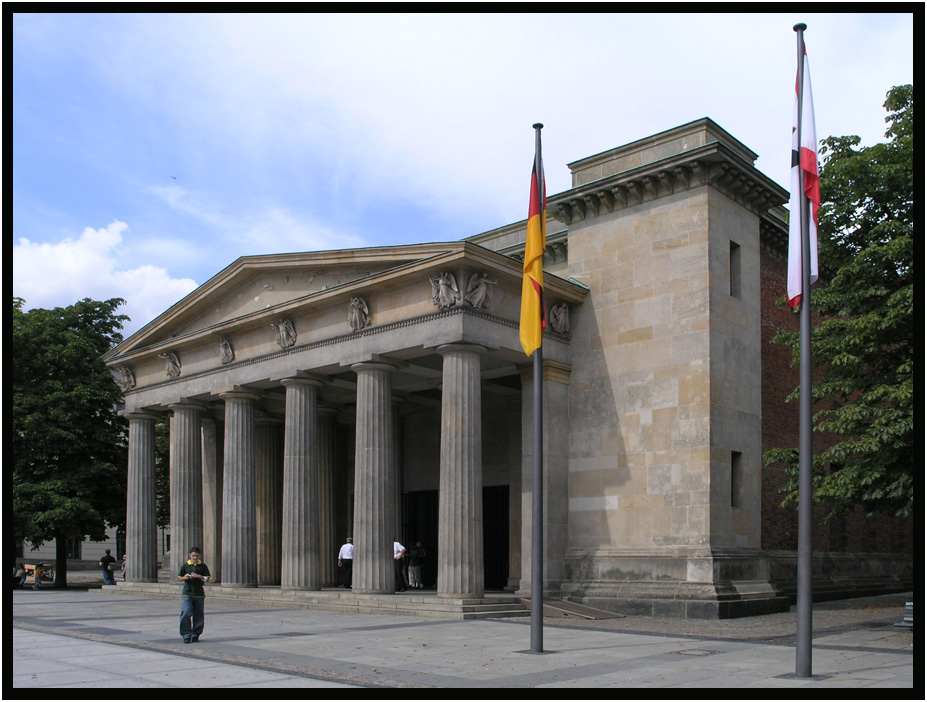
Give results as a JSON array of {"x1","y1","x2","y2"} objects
[
  {"x1": 436, "y1": 344, "x2": 486, "y2": 599},
  {"x1": 318, "y1": 405, "x2": 338, "y2": 587},
  {"x1": 125, "y1": 411, "x2": 159, "y2": 582},
  {"x1": 351, "y1": 362, "x2": 397, "y2": 594},
  {"x1": 201, "y1": 418, "x2": 223, "y2": 583},
  {"x1": 220, "y1": 390, "x2": 260, "y2": 587},
  {"x1": 280, "y1": 377, "x2": 323, "y2": 590},
  {"x1": 255, "y1": 414, "x2": 283, "y2": 586},
  {"x1": 169, "y1": 401, "x2": 207, "y2": 576}
]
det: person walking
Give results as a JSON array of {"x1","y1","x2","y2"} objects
[
  {"x1": 337, "y1": 537, "x2": 353, "y2": 589},
  {"x1": 99, "y1": 549, "x2": 117, "y2": 585},
  {"x1": 177, "y1": 547, "x2": 211, "y2": 644}
]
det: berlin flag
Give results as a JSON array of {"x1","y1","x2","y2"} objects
[{"x1": 788, "y1": 44, "x2": 820, "y2": 309}]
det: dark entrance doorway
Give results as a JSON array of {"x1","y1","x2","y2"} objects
[
  {"x1": 403, "y1": 490, "x2": 438, "y2": 589},
  {"x1": 403, "y1": 485, "x2": 509, "y2": 592},
  {"x1": 482, "y1": 485, "x2": 509, "y2": 591}
]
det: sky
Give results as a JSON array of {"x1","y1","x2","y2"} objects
[{"x1": 12, "y1": 12, "x2": 915, "y2": 337}]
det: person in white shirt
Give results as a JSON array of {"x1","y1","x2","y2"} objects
[
  {"x1": 393, "y1": 541, "x2": 407, "y2": 592},
  {"x1": 337, "y1": 537, "x2": 353, "y2": 588}
]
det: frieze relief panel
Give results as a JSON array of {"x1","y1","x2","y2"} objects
[
  {"x1": 158, "y1": 351, "x2": 182, "y2": 379},
  {"x1": 218, "y1": 337, "x2": 235, "y2": 364},
  {"x1": 116, "y1": 366, "x2": 136, "y2": 391},
  {"x1": 271, "y1": 319, "x2": 297, "y2": 349},
  {"x1": 348, "y1": 297, "x2": 370, "y2": 331},
  {"x1": 429, "y1": 271, "x2": 498, "y2": 311}
]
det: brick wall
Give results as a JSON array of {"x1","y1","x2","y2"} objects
[{"x1": 759, "y1": 248, "x2": 912, "y2": 554}]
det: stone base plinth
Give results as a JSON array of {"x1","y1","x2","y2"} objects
[{"x1": 561, "y1": 548, "x2": 789, "y2": 619}]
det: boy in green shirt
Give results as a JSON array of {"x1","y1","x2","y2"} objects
[{"x1": 177, "y1": 547, "x2": 211, "y2": 643}]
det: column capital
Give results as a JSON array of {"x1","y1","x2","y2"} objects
[
  {"x1": 350, "y1": 361, "x2": 398, "y2": 374},
  {"x1": 168, "y1": 399, "x2": 210, "y2": 413},
  {"x1": 217, "y1": 387, "x2": 262, "y2": 403},
  {"x1": 121, "y1": 409, "x2": 163, "y2": 421},
  {"x1": 280, "y1": 375, "x2": 325, "y2": 389},
  {"x1": 436, "y1": 343, "x2": 487, "y2": 357}
]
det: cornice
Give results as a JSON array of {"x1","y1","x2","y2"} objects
[{"x1": 548, "y1": 142, "x2": 788, "y2": 225}]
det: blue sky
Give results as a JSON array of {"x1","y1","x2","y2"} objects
[{"x1": 12, "y1": 12, "x2": 914, "y2": 337}]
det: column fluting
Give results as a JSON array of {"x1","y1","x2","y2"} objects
[
  {"x1": 201, "y1": 418, "x2": 223, "y2": 583},
  {"x1": 221, "y1": 391, "x2": 260, "y2": 587},
  {"x1": 351, "y1": 362, "x2": 397, "y2": 594},
  {"x1": 437, "y1": 344, "x2": 485, "y2": 599},
  {"x1": 169, "y1": 401, "x2": 206, "y2": 576},
  {"x1": 125, "y1": 412, "x2": 159, "y2": 582},
  {"x1": 280, "y1": 378, "x2": 323, "y2": 590}
]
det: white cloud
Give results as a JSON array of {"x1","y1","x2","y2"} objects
[{"x1": 13, "y1": 221, "x2": 198, "y2": 336}]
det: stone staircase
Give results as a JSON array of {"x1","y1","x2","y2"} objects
[
  {"x1": 519, "y1": 597, "x2": 625, "y2": 620},
  {"x1": 92, "y1": 582, "x2": 531, "y2": 620}
]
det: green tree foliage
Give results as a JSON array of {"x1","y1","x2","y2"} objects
[
  {"x1": 12, "y1": 297, "x2": 130, "y2": 586},
  {"x1": 766, "y1": 85, "x2": 914, "y2": 522}
]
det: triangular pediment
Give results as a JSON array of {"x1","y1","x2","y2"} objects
[{"x1": 106, "y1": 243, "x2": 461, "y2": 358}]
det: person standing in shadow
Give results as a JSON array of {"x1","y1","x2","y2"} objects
[{"x1": 338, "y1": 537, "x2": 353, "y2": 588}]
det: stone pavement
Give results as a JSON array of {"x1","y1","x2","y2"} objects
[{"x1": 12, "y1": 587, "x2": 915, "y2": 690}]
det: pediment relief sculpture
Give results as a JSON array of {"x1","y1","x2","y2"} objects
[
  {"x1": 271, "y1": 319, "x2": 297, "y2": 349},
  {"x1": 158, "y1": 352, "x2": 182, "y2": 379},
  {"x1": 348, "y1": 297, "x2": 370, "y2": 331}
]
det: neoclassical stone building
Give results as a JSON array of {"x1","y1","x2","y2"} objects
[{"x1": 105, "y1": 119, "x2": 911, "y2": 618}]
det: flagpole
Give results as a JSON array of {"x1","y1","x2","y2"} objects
[
  {"x1": 793, "y1": 22, "x2": 814, "y2": 679},
  {"x1": 530, "y1": 122, "x2": 545, "y2": 654}
]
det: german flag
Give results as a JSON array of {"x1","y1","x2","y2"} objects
[{"x1": 520, "y1": 141, "x2": 546, "y2": 357}]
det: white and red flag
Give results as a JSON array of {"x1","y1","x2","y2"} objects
[{"x1": 788, "y1": 45, "x2": 820, "y2": 308}]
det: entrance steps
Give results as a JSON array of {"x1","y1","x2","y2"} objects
[
  {"x1": 92, "y1": 583, "x2": 531, "y2": 620},
  {"x1": 518, "y1": 597, "x2": 625, "y2": 620}
]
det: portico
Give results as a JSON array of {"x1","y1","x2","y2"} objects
[{"x1": 108, "y1": 243, "x2": 586, "y2": 598}]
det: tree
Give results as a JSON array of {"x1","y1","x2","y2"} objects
[
  {"x1": 12, "y1": 297, "x2": 130, "y2": 587},
  {"x1": 766, "y1": 85, "x2": 914, "y2": 522}
]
